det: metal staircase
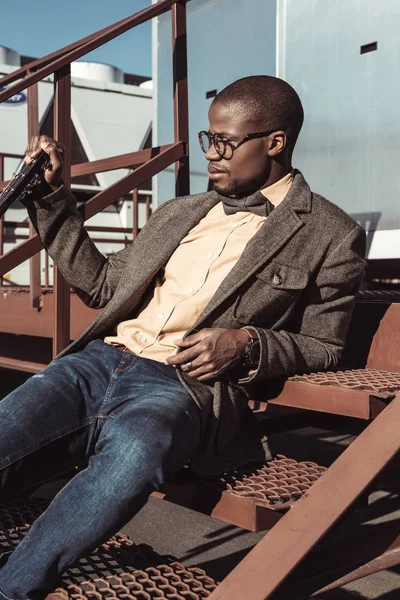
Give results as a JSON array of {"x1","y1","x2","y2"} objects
[{"x1": 0, "y1": 0, "x2": 190, "y2": 372}]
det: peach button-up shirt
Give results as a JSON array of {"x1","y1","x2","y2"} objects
[{"x1": 104, "y1": 172, "x2": 293, "y2": 362}]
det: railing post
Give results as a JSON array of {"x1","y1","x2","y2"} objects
[
  {"x1": 27, "y1": 83, "x2": 42, "y2": 309},
  {"x1": 145, "y1": 193, "x2": 152, "y2": 221},
  {"x1": 132, "y1": 188, "x2": 139, "y2": 239},
  {"x1": 53, "y1": 65, "x2": 71, "y2": 357},
  {"x1": 0, "y1": 154, "x2": 3, "y2": 287},
  {"x1": 172, "y1": 0, "x2": 190, "y2": 197}
]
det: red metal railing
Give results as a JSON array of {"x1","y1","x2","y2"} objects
[{"x1": 0, "y1": 0, "x2": 189, "y2": 359}]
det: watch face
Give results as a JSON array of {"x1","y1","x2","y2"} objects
[
  {"x1": 248, "y1": 339, "x2": 260, "y2": 364},
  {"x1": 243, "y1": 338, "x2": 260, "y2": 367}
]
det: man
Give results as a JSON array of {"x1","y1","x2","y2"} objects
[{"x1": 0, "y1": 75, "x2": 365, "y2": 598}]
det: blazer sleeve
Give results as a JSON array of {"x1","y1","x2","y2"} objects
[
  {"x1": 26, "y1": 185, "x2": 134, "y2": 308},
  {"x1": 238, "y1": 224, "x2": 367, "y2": 383}
]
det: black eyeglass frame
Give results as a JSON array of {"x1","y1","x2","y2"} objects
[{"x1": 198, "y1": 129, "x2": 276, "y2": 156}]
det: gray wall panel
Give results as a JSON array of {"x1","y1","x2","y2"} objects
[
  {"x1": 279, "y1": 0, "x2": 400, "y2": 234},
  {"x1": 155, "y1": 0, "x2": 277, "y2": 206}
]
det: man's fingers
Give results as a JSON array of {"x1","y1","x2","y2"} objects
[
  {"x1": 25, "y1": 135, "x2": 63, "y2": 158},
  {"x1": 174, "y1": 334, "x2": 201, "y2": 347},
  {"x1": 180, "y1": 355, "x2": 206, "y2": 373},
  {"x1": 188, "y1": 365, "x2": 220, "y2": 381},
  {"x1": 41, "y1": 141, "x2": 63, "y2": 172},
  {"x1": 165, "y1": 348, "x2": 199, "y2": 366}
]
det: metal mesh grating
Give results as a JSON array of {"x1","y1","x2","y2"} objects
[
  {"x1": 0, "y1": 500, "x2": 217, "y2": 599},
  {"x1": 0, "y1": 497, "x2": 49, "y2": 553},
  {"x1": 356, "y1": 289, "x2": 400, "y2": 303},
  {"x1": 288, "y1": 369, "x2": 400, "y2": 399},
  {"x1": 209, "y1": 455, "x2": 327, "y2": 510}
]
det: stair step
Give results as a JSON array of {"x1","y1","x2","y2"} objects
[{"x1": 0, "y1": 497, "x2": 218, "y2": 598}]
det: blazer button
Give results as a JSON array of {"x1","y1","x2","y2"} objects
[{"x1": 272, "y1": 273, "x2": 282, "y2": 285}]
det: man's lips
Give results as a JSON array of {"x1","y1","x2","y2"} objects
[{"x1": 208, "y1": 165, "x2": 228, "y2": 179}]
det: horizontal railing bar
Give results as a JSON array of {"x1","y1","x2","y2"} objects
[
  {"x1": 0, "y1": 145, "x2": 173, "y2": 188},
  {"x1": 81, "y1": 142, "x2": 184, "y2": 220},
  {"x1": 3, "y1": 234, "x2": 132, "y2": 244},
  {"x1": 3, "y1": 234, "x2": 39, "y2": 241},
  {"x1": 71, "y1": 144, "x2": 174, "y2": 176},
  {"x1": 4, "y1": 223, "x2": 136, "y2": 234},
  {"x1": 0, "y1": 237, "x2": 42, "y2": 275},
  {"x1": 0, "y1": 0, "x2": 180, "y2": 104},
  {"x1": 0, "y1": 142, "x2": 184, "y2": 276},
  {"x1": 0, "y1": 26, "x2": 115, "y2": 88},
  {"x1": 0, "y1": 153, "x2": 24, "y2": 160},
  {"x1": 0, "y1": 286, "x2": 77, "y2": 294},
  {"x1": 0, "y1": 356, "x2": 47, "y2": 373},
  {"x1": 0, "y1": 0, "x2": 187, "y2": 89}
]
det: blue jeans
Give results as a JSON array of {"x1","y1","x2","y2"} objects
[{"x1": 0, "y1": 340, "x2": 200, "y2": 599}]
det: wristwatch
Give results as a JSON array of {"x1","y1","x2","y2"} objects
[{"x1": 241, "y1": 328, "x2": 260, "y2": 368}]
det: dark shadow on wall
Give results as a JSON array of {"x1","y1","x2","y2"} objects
[{"x1": 350, "y1": 211, "x2": 381, "y2": 257}]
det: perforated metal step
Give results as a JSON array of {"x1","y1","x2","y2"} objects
[
  {"x1": 204, "y1": 455, "x2": 327, "y2": 512},
  {"x1": 289, "y1": 369, "x2": 400, "y2": 399},
  {"x1": 0, "y1": 499, "x2": 217, "y2": 599}
]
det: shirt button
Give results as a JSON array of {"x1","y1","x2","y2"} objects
[
  {"x1": 207, "y1": 251, "x2": 214, "y2": 258},
  {"x1": 188, "y1": 287, "x2": 194, "y2": 294},
  {"x1": 139, "y1": 336, "x2": 147, "y2": 343},
  {"x1": 157, "y1": 313, "x2": 164, "y2": 319}
]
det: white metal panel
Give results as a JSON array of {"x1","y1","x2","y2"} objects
[
  {"x1": 278, "y1": 0, "x2": 400, "y2": 257},
  {"x1": 0, "y1": 73, "x2": 54, "y2": 178},
  {"x1": 154, "y1": 0, "x2": 277, "y2": 207},
  {"x1": 71, "y1": 84, "x2": 152, "y2": 189}
]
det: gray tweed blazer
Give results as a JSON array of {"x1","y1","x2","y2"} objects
[{"x1": 28, "y1": 171, "x2": 366, "y2": 475}]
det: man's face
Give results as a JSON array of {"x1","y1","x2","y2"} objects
[{"x1": 205, "y1": 101, "x2": 272, "y2": 198}]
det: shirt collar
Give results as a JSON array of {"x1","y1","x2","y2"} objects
[{"x1": 260, "y1": 170, "x2": 294, "y2": 207}]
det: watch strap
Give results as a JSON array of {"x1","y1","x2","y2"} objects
[
  {"x1": 241, "y1": 327, "x2": 259, "y2": 341},
  {"x1": 241, "y1": 328, "x2": 260, "y2": 368}
]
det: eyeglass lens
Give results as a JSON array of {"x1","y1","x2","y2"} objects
[{"x1": 199, "y1": 132, "x2": 226, "y2": 156}]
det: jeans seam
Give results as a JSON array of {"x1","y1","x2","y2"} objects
[
  {"x1": 114, "y1": 352, "x2": 137, "y2": 373},
  {"x1": 98, "y1": 353, "x2": 135, "y2": 414},
  {"x1": 0, "y1": 418, "x2": 97, "y2": 471}
]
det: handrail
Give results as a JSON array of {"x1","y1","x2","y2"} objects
[
  {"x1": 0, "y1": 0, "x2": 182, "y2": 104},
  {"x1": 0, "y1": 145, "x2": 175, "y2": 188},
  {"x1": 0, "y1": 0, "x2": 190, "y2": 357}
]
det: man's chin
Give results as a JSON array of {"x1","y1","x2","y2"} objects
[
  {"x1": 213, "y1": 183, "x2": 232, "y2": 197},
  {"x1": 213, "y1": 181, "x2": 243, "y2": 197},
  {"x1": 213, "y1": 182, "x2": 257, "y2": 198}
]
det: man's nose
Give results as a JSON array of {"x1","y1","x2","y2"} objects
[{"x1": 205, "y1": 144, "x2": 221, "y2": 161}]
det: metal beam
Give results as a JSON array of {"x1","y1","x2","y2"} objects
[
  {"x1": 0, "y1": 356, "x2": 46, "y2": 374},
  {"x1": 172, "y1": 0, "x2": 190, "y2": 197},
  {"x1": 52, "y1": 67, "x2": 71, "y2": 357},
  {"x1": 27, "y1": 83, "x2": 41, "y2": 309},
  {"x1": 0, "y1": 0, "x2": 181, "y2": 104},
  {"x1": 0, "y1": 142, "x2": 184, "y2": 277},
  {"x1": 208, "y1": 393, "x2": 400, "y2": 600},
  {"x1": 0, "y1": 146, "x2": 174, "y2": 189}
]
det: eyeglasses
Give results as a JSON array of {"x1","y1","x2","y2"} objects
[{"x1": 198, "y1": 129, "x2": 275, "y2": 157}]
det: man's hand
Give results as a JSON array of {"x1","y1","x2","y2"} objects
[
  {"x1": 25, "y1": 135, "x2": 64, "y2": 191},
  {"x1": 165, "y1": 328, "x2": 250, "y2": 382}
]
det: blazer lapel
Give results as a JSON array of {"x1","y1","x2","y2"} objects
[
  {"x1": 101, "y1": 191, "x2": 221, "y2": 318},
  {"x1": 190, "y1": 171, "x2": 312, "y2": 329}
]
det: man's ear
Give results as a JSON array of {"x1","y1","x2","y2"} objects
[{"x1": 267, "y1": 131, "x2": 287, "y2": 157}]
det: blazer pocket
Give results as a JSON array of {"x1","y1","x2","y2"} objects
[{"x1": 233, "y1": 260, "x2": 310, "y2": 326}]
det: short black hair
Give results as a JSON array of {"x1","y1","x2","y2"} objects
[{"x1": 213, "y1": 75, "x2": 304, "y2": 151}]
